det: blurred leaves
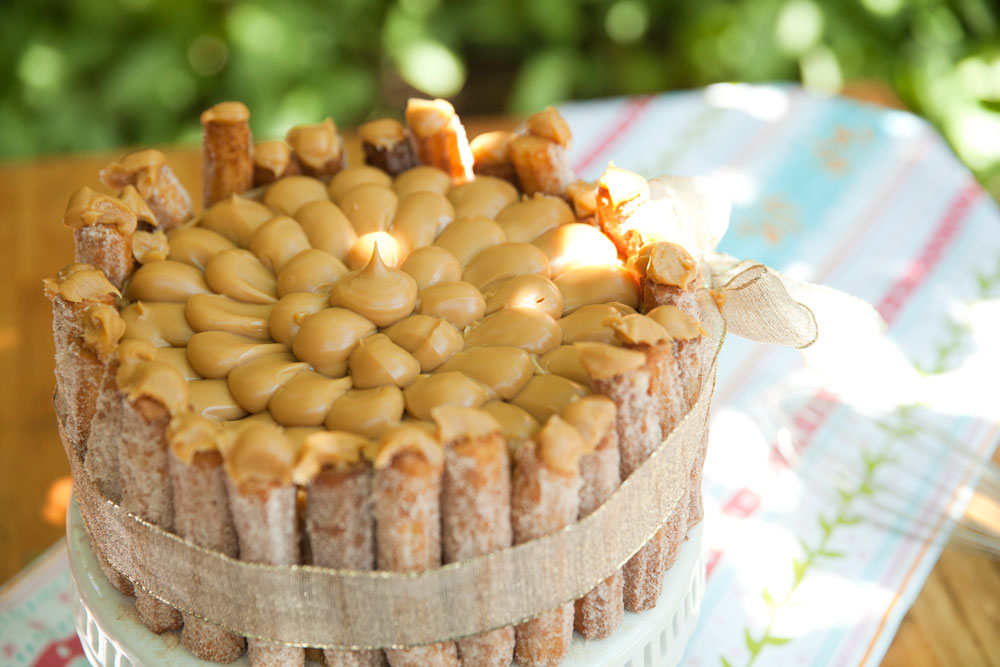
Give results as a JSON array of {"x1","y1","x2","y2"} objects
[{"x1": 0, "y1": 0, "x2": 998, "y2": 196}]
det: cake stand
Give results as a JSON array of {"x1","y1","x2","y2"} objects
[{"x1": 68, "y1": 496, "x2": 704, "y2": 667}]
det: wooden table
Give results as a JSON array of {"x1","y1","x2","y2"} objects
[{"x1": 1, "y1": 128, "x2": 997, "y2": 666}]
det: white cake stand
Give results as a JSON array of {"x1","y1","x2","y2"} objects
[{"x1": 68, "y1": 497, "x2": 704, "y2": 667}]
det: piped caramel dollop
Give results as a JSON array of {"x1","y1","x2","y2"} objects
[
  {"x1": 63, "y1": 187, "x2": 137, "y2": 234},
  {"x1": 292, "y1": 431, "x2": 371, "y2": 484},
  {"x1": 44, "y1": 264, "x2": 120, "y2": 303},
  {"x1": 348, "y1": 334, "x2": 420, "y2": 389},
  {"x1": 382, "y1": 314, "x2": 464, "y2": 371},
  {"x1": 325, "y1": 386, "x2": 405, "y2": 439},
  {"x1": 291, "y1": 307, "x2": 376, "y2": 377},
  {"x1": 328, "y1": 245, "x2": 417, "y2": 327},
  {"x1": 403, "y1": 372, "x2": 490, "y2": 421},
  {"x1": 222, "y1": 422, "x2": 297, "y2": 485}
]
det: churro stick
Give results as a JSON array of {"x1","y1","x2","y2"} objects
[
  {"x1": 287, "y1": 118, "x2": 345, "y2": 179},
  {"x1": 202, "y1": 101, "x2": 254, "y2": 207},
  {"x1": 360, "y1": 118, "x2": 416, "y2": 176},
  {"x1": 293, "y1": 432, "x2": 386, "y2": 667},
  {"x1": 577, "y1": 341, "x2": 668, "y2": 611},
  {"x1": 405, "y1": 98, "x2": 474, "y2": 184},
  {"x1": 63, "y1": 188, "x2": 137, "y2": 289},
  {"x1": 560, "y1": 397, "x2": 623, "y2": 640},
  {"x1": 635, "y1": 241, "x2": 700, "y2": 321},
  {"x1": 117, "y1": 354, "x2": 190, "y2": 633},
  {"x1": 371, "y1": 425, "x2": 460, "y2": 667},
  {"x1": 512, "y1": 416, "x2": 588, "y2": 667},
  {"x1": 167, "y1": 412, "x2": 246, "y2": 664},
  {"x1": 509, "y1": 107, "x2": 574, "y2": 197},
  {"x1": 253, "y1": 140, "x2": 301, "y2": 187},
  {"x1": 648, "y1": 304, "x2": 708, "y2": 527},
  {"x1": 470, "y1": 131, "x2": 516, "y2": 184},
  {"x1": 222, "y1": 423, "x2": 304, "y2": 667},
  {"x1": 99, "y1": 149, "x2": 194, "y2": 230},
  {"x1": 44, "y1": 264, "x2": 120, "y2": 455},
  {"x1": 80, "y1": 312, "x2": 127, "y2": 501},
  {"x1": 432, "y1": 406, "x2": 514, "y2": 667}
]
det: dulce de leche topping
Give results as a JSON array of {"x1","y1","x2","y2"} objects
[
  {"x1": 532, "y1": 223, "x2": 619, "y2": 277},
  {"x1": 200, "y1": 194, "x2": 273, "y2": 247},
  {"x1": 481, "y1": 400, "x2": 540, "y2": 444},
  {"x1": 168, "y1": 411, "x2": 225, "y2": 464},
  {"x1": 576, "y1": 341, "x2": 646, "y2": 379},
  {"x1": 392, "y1": 165, "x2": 453, "y2": 198},
  {"x1": 348, "y1": 333, "x2": 420, "y2": 389},
  {"x1": 359, "y1": 118, "x2": 407, "y2": 149},
  {"x1": 82, "y1": 304, "x2": 126, "y2": 361},
  {"x1": 186, "y1": 331, "x2": 286, "y2": 379},
  {"x1": 119, "y1": 185, "x2": 158, "y2": 228},
  {"x1": 189, "y1": 379, "x2": 247, "y2": 421},
  {"x1": 292, "y1": 431, "x2": 371, "y2": 484},
  {"x1": 603, "y1": 312, "x2": 671, "y2": 346},
  {"x1": 204, "y1": 249, "x2": 277, "y2": 304},
  {"x1": 339, "y1": 183, "x2": 398, "y2": 237},
  {"x1": 494, "y1": 194, "x2": 574, "y2": 244},
  {"x1": 555, "y1": 265, "x2": 639, "y2": 314},
  {"x1": 646, "y1": 304, "x2": 705, "y2": 340},
  {"x1": 557, "y1": 302, "x2": 635, "y2": 345},
  {"x1": 461, "y1": 242, "x2": 551, "y2": 290},
  {"x1": 99, "y1": 149, "x2": 167, "y2": 190},
  {"x1": 400, "y1": 246, "x2": 461, "y2": 290},
  {"x1": 431, "y1": 404, "x2": 502, "y2": 444},
  {"x1": 286, "y1": 118, "x2": 342, "y2": 171},
  {"x1": 44, "y1": 264, "x2": 120, "y2": 304},
  {"x1": 132, "y1": 230, "x2": 169, "y2": 263},
  {"x1": 126, "y1": 260, "x2": 210, "y2": 303},
  {"x1": 417, "y1": 281, "x2": 486, "y2": 329},
  {"x1": 537, "y1": 345, "x2": 590, "y2": 387},
  {"x1": 599, "y1": 165, "x2": 649, "y2": 209},
  {"x1": 403, "y1": 372, "x2": 490, "y2": 421},
  {"x1": 464, "y1": 307, "x2": 561, "y2": 355},
  {"x1": 328, "y1": 165, "x2": 392, "y2": 202},
  {"x1": 560, "y1": 395, "x2": 616, "y2": 450},
  {"x1": 222, "y1": 422, "x2": 296, "y2": 486},
  {"x1": 121, "y1": 302, "x2": 193, "y2": 347},
  {"x1": 117, "y1": 357, "x2": 190, "y2": 416},
  {"x1": 645, "y1": 241, "x2": 697, "y2": 289},
  {"x1": 535, "y1": 414, "x2": 589, "y2": 475},
  {"x1": 276, "y1": 249, "x2": 348, "y2": 297},
  {"x1": 263, "y1": 176, "x2": 329, "y2": 216},
  {"x1": 291, "y1": 307, "x2": 376, "y2": 377},
  {"x1": 482, "y1": 274, "x2": 564, "y2": 321},
  {"x1": 382, "y1": 314, "x2": 463, "y2": 372},
  {"x1": 268, "y1": 292, "x2": 329, "y2": 346},
  {"x1": 433, "y1": 216, "x2": 506, "y2": 265},
  {"x1": 328, "y1": 245, "x2": 417, "y2": 327},
  {"x1": 185, "y1": 293, "x2": 272, "y2": 340},
  {"x1": 526, "y1": 106, "x2": 572, "y2": 147},
  {"x1": 63, "y1": 187, "x2": 137, "y2": 234},
  {"x1": 390, "y1": 191, "x2": 454, "y2": 250},
  {"x1": 226, "y1": 352, "x2": 309, "y2": 414},
  {"x1": 166, "y1": 227, "x2": 237, "y2": 271},
  {"x1": 248, "y1": 216, "x2": 311, "y2": 272},
  {"x1": 269, "y1": 371, "x2": 351, "y2": 427},
  {"x1": 448, "y1": 177, "x2": 518, "y2": 220},
  {"x1": 201, "y1": 101, "x2": 249, "y2": 124},
  {"x1": 293, "y1": 200, "x2": 358, "y2": 260},
  {"x1": 370, "y1": 423, "x2": 444, "y2": 469},
  {"x1": 436, "y1": 346, "x2": 533, "y2": 399},
  {"x1": 345, "y1": 231, "x2": 405, "y2": 270},
  {"x1": 510, "y1": 374, "x2": 588, "y2": 424},
  {"x1": 326, "y1": 386, "x2": 405, "y2": 439}
]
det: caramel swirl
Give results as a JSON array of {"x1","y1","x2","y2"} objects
[
  {"x1": 464, "y1": 308, "x2": 561, "y2": 355},
  {"x1": 326, "y1": 386, "x2": 405, "y2": 439},
  {"x1": 248, "y1": 216, "x2": 312, "y2": 272},
  {"x1": 382, "y1": 314, "x2": 464, "y2": 372},
  {"x1": 166, "y1": 227, "x2": 237, "y2": 271},
  {"x1": 222, "y1": 422, "x2": 296, "y2": 485},
  {"x1": 555, "y1": 265, "x2": 639, "y2": 314},
  {"x1": 127, "y1": 260, "x2": 210, "y2": 302},
  {"x1": 461, "y1": 242, "x2": 551, "y2": 290},
  {"x1": 646, "y1": 304, "x2": 705, "y2": 340},
  {"x1": 436, "y1": 346, "x2": 533, "y2": 399},
  {"x1": 63, "y1": 186, "x2": 137, "y2": 234},
  {"x1": 494, "y1": 194, "x2": 574, "y2": 243},
  {"x1": 189, "y1": 379, "x2": 248, "y2": 421},
  {"x1": 227, "y1": 352, "x2": 309, "y2": 414},
  {"x1": 511, "y1": 375, "x2": 588, "y2": 424},
  {"x1": 417, "y1": 281, "x2": 486, "y2": 329},
  {"x1": 348, "y1": 333, "x2": 420, "y2": 389},
  {"x1": 448, "y1": 177, "x2": 518, "y2": 220},
  {"x1": 186, "y1": 331, "x2": 286, "y2": 379},
  {"x1": 268, "y1": 292, "x2": 330, "y2": 347},
  {"x1": 392, "y1": 166, "x2": 452, "y2": 198},
  {"x1": 482, "y1": 274, "x2": 564, "y2": 320},
  {"x1": 291, "y1": 307, "x2": 376, "y2": 377},
  {"x1": 200, "y1": 195, "x2": 273, "y2": 247},
  {"x1": 329, "y1": 166, "x2": 393, "y2": 203},
  {"x1": 403, "y1": 372, "x2": 490, "y2": 421},
  {"x1": 43, "y1": 264, "x2": 120, "y2": 303},
  {"x1": 184, "y1": 294, "x2": 272, "y2": 340},
  {"x1": 121, "y1": 302, "x2": 194, "y2": 347},
  {"x1": 276, "y1": 249, "x2": 348, "y2": 297},
  {"x1": 329, "y1": 246, "x2": 417, "y2": 327},
  {"x1": 264, "y1": 176, "x2": 329, "y2": 216},
  {"x1": 532, "y1": 223, "x2": 618, "y2": 277},
  {"x1": 558, "y1": 303, "x2": 635, "y2": 345},
  {"x1": 400, "y1": 246, "x2": 461, "y2": 290},
  {"x1": 204, "y1": 248, "x2": 277, "y2": 304},
  {"x1": 433, "y1": 216, "x2": 506, "y2": 265},
  {"x1": 168, "y1": 412, "x2": 225, "y2": 463},
  {"x1": 269, "y1": 371, "x2": 352, "y2": 427},
  {"x1": 293, "y1": 200, "x2": 357, "y2": 260},
  {"x1": 292, "y1": 431, "x2": 371, "y2": 484},
  {"x1": 339, "y1": 183, "x2": 398, "y2": 237}
]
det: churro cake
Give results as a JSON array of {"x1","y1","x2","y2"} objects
[{"x1": 47, "y1": 97, "x2": 721, "y2": 667}]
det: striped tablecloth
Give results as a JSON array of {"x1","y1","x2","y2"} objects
[{"x1": 2, "y1": 84, "x2": 998, "y2": 667}]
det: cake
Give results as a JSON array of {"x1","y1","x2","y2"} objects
[{"x1": 47, "y1": 98, "x2": 720, "y2": 667}]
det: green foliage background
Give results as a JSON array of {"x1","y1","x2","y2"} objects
[{"x1": 2, "y1": 0, "x2": 999, "y2": 195}]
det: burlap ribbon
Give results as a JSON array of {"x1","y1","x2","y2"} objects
[{"x1": 67, "y1": 259, "x2": 818, "y2": 650}]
